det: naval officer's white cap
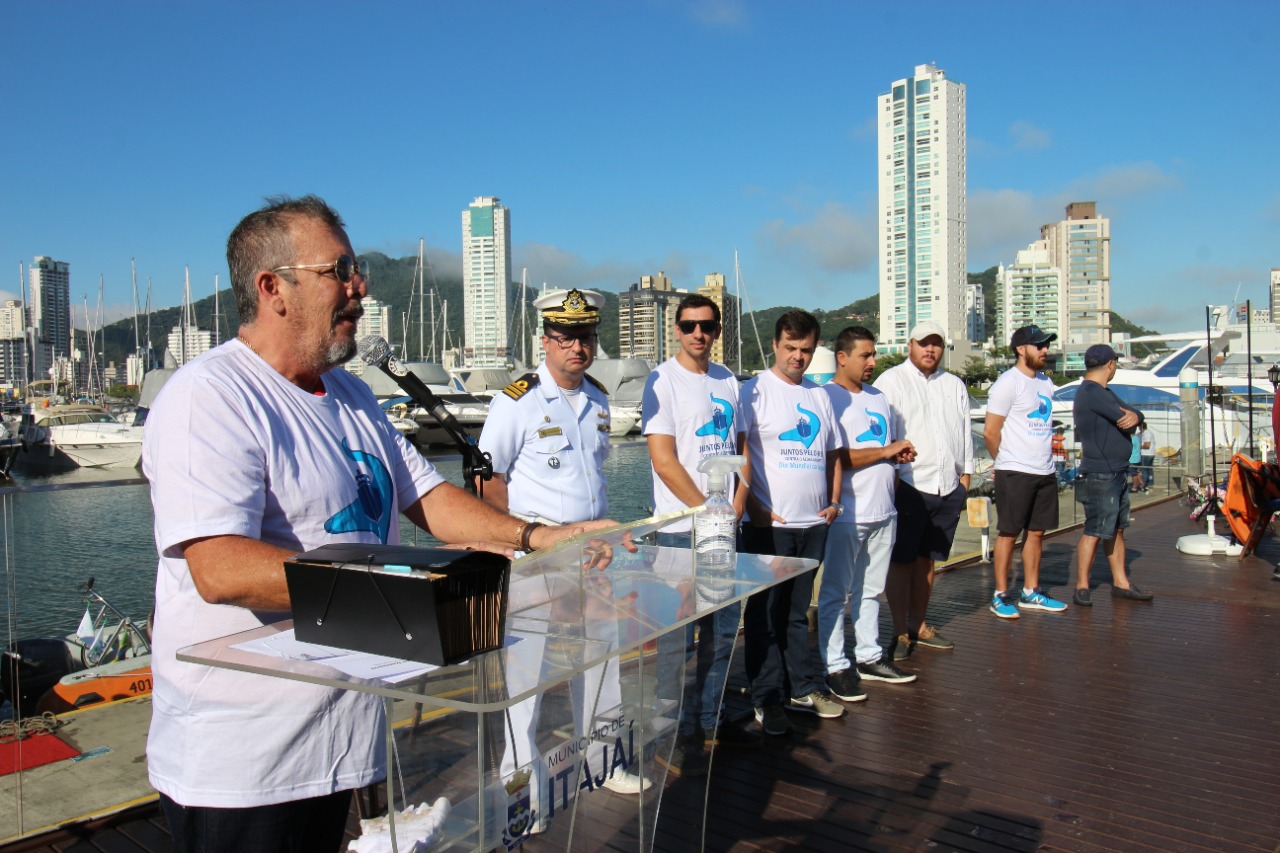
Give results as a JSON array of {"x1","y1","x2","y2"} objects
[{"x1": 534, "y1": 288, "x2": 604, "y2": 327}]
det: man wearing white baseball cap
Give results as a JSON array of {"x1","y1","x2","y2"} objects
[{"x1": 873, "y1": 321, "x2": 972, "y2": 659}]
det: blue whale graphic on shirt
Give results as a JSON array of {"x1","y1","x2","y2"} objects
[
  {"x1": 779, "y1": 405, "x2": 821, "y2": 449},
  {"x1": 856, "y1": 411, "x2": 889, "y2": 446},
  {"x1": 695, "y1": 394, "x2": 735, "y2": 442},
  {"x1": 1028, "y1": 394, "x2": 1052, "y2": 422},
  {"x1": 324, "y1": 439, "x2": 394, "y2": 543}
]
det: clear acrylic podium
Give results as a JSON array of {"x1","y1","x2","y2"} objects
[{"x1": 179, "y1": 510, "x2": 818, "y2": 852}]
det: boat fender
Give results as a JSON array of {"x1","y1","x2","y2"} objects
[{"x1": 501, "y1": 373, "x2": 540, "y2": 401}]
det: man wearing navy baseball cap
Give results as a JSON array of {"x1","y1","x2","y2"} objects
[
  {"x1": 1070, "y1": 343, "x2": 1154, "y2": 605},
  {"x1": 984, "y1": 324, "x2": 1068, "y2": 619}
]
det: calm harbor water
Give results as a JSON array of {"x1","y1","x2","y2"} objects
[{"x1": 0, "y1": 440, "x2": 656, "y2": 640}]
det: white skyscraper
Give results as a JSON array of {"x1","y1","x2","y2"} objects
[
  {"x1": 29, "y1": 256, "x2": 71, "y2": 382},
  {"x1": 964, "y1": 281, "x2": 985, "y2": 344},
  {"x1": 166, "y1": 325, "x2": 214, "y2": 366},
  {"x1": 877, "y1": 63, "x2": 967, "y2": 353},
  {"x1": 345, "y1": 297, "x2": 392, "y2": 376},
  {"x1": 1269, "y1": 268, "x2": 1280, "y2": 324},
  {"x1": 0, "y1": 300, "x2": 27, "y2": 388},
  {"x1": 1040, "y1": 202, "x2": 1111, "y2": 373},
  {"x1": 461, "y1": 196, "x2": 511, "y2": 367},
  {"x1": 997, "y1": 240, "x2": 1062, "y2": 349}
]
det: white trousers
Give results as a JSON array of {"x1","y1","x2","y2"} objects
[{"x1": 817, "y1": 517, "x2": 897, "y2": 673}]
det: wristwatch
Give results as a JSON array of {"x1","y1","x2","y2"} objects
[{"x1": 827, "y1": 502, "x2": 844, "y2": 516}]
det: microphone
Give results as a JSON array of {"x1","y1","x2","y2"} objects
[{"x1": 358, "y1": 336, "x2": 493, "y2": 491}]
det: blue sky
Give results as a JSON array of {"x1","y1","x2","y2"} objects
[{"x1": 3, "y1": 1, "x2": 1277, "y2": 334}]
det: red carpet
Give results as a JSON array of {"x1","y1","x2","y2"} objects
[{"x1": 0, "y1": 733, "x2": 79, "y2": 775}]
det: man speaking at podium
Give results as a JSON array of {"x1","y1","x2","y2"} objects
[{"x1": 144, "y1": 196, "x2": 606, "y2": 852}]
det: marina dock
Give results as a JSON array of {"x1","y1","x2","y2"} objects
[{"x1": 5, "y1": 493, "x2": 1277, "y2": 851}]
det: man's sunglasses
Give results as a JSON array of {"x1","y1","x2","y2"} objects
[
  {"x1": 273, "y1": 254, "x2": 369, "y2": 285},
  {"x1": 677, "y1": 319, "x2": 721, "y2": 335}
]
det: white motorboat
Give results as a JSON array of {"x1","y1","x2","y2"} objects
[
  {"x1": 609, "y1": 403, "x2": 641, "y2": 437},
  {"x1": 15, "y1": 404, "x2": 145, "y2": 471}
]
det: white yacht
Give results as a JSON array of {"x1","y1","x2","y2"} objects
[
  {"x1": 1050, "y1": 335, "x2": 1273, "y2": 458},
  {"x1": 15, "y1": 404, "x2": 145, "y2": 471}
]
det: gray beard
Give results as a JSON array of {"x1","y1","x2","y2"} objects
[{"x1": 327, "y1": 337, "x2": 357, "y2": 366}]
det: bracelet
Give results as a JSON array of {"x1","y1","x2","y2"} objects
[{"x1": 519, "y1": 521, "x2": 545, "y2": 552}]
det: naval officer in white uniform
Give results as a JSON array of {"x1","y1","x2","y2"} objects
[
  {"x1": 479, "y1": 287, "x2": 611, "y2": 526},
  {"x1": 478, "y1": 288, "x2": 647, "y2": 818}
]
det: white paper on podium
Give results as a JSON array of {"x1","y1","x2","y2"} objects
[
  {"x1": 231, "y1": 629, "x2": 524, "y2": 684},
  {"x1": 231, "y1": 628, "x2": 439, "y2": 683}
]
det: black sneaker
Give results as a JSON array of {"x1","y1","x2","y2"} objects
[
  {"x1": 890, "y1": 633, "x2": 913, "y2": 661},
  {"x1": 704, "y1": 720, "x2": 762, "y2": 748},
  {"x1": 1112, "y1": 584, "x2": 1154, "y2": 601},
  {"x1": 825, "y1": 669, "x2": 867, "y2": 703},
  {"x1": 753, "y1": 704, "x2": 792, "y2": 736},
  {"x1": 856, "y1": 658, "x2": 917, "y2": 684},
  {"x1": 1072, "y1": 587, "x2": 1092, "y2": 607}
]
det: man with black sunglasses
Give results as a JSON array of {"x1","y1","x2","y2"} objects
[
  {"x1": 642, "y1": 293, "x2": 758, "y2": 775},
  {"x1": 984, "y1": 324, "x2": 1069, "y2": 619}
]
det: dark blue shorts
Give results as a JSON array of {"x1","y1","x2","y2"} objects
[
  {"x1": 891, "y1": 481, "x2": 966, "y2": 564},
  {"x1": 1075, "y1": 471, "x2": 1131, "y2": 539}
]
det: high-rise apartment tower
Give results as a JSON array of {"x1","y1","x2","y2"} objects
[
  {"x1": 461, "y1": 197, "x2": 512, "y2": 367},
  {"x1": 698, "y1": 273, "x2": 740, "y2": 369},
  {"x1": 877, "y1": 64, "x2": 967, "y2": 353},
  {"x1": 29, "y1": 256, "x2": 71, "y2": 384},
  {"x1": 1040, "y1": 201, "x2": 1111, "y2": 373}
]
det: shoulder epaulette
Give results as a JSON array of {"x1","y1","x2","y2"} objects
[
  {"x1": 584, "y1": 374, "x2": 609, "y2": 395},
  {"x1": 502, "y1": 373, "x2": 540, "y2": 400}
]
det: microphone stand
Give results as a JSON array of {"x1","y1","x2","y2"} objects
[
  {"x1": 359, "y1": 335, "x2": 493, "y2": 494},
  {"x1": 411, "y1": 382, "x2": 493, "y2": 496}
]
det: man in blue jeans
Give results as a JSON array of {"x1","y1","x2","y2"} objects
[
  {"x1": 738, "y1": 310, "x2": 844, "y2": 736},
  {"x1": 1071, "y1": 344, "x2": 1156, "y2": 605}
]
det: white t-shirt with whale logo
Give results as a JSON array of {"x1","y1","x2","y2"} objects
[
  {"x1": 986, "y1": 366, "x2": 1056, "y2": 475},
  {"x1": 740, "y1": 368, "x2": 839, "y2": 529},
  {"x1": 823, "y1": 382, "x2": 898, "y2": 524}
]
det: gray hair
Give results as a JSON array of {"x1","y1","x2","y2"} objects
[{"x1": 226, "y1": 195, "x2": 345, "y2": 324}]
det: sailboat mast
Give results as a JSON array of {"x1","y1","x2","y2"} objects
[
  {"x1": 734, "y1": 250, "x2": 743, "y2": 373},
  {"x1": 417, "y1": 238, "x2": 425, "y2": 361},
  {"x1": 145, "y1": 277, "x2": 154, "y2": 368},
  {"x1": 131, "y1": 258, "x2": 140, "y2": 354},
  {"x1": 84, "y1": 294, "x2": 94, "y2": 401},
  {"x1": 19, "y1": 261, "x2": 30, "y2": 393},
  {"x1": 213, "y1": 274, "x2": 221, "y2": 346},
  {"x1": 96, "y1": 275, "x2": 105, "y2": 396},
  {"x1": 182, "y1": 266, "x2": 192, "y2": 366}
]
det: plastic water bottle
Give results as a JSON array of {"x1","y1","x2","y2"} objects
[{"x1": 695, "y1": 455, "x2": 745, "y2": 565}]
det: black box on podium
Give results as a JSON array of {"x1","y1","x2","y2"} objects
[{"x1": 284, "y1": 543, "x2": 509, "y2": 666}]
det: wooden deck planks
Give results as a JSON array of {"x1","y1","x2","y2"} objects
[{"x1": 7, "y1": 497, "x2": 1279, "y2": 852}]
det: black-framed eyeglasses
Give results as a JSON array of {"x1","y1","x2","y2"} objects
[
  {"x1": 273, "y1": 254, "x2": 369, "y2": 285},
  {"x1": 677, "y1": 319, "x2": 721, "y2": 335},
  {"x1": 545, "y1": 332, "x2": 598, "y2": 350}
]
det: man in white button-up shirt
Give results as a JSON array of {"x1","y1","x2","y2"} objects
[{"x1": 873, "y1": 321, "x2": 972, "y2": 660}]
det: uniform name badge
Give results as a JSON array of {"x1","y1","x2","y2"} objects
[{"x1": 538, "y1": 426, "x2": 563, "y2": 438}]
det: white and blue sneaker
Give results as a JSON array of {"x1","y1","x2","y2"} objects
[
  {"x1": 990, "y1": 592, "x2": 1020, "y2": 620},
  {"x1": 1018, "y1": 588, "x2": 1068, "y2": 613}
]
